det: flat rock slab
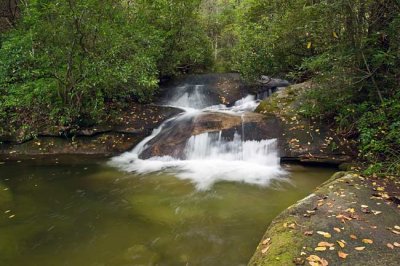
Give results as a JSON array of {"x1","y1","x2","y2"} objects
[{"x1": 249, "y1": 172, "x2": 400, "y2": 266}]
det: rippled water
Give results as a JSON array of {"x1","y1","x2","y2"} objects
[{"x1": 0, "y1": 158, "x2": 335, "y2": 265}]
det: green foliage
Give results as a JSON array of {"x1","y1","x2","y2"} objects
[
  {"x1": 358, "y1": 97, "x2": 400, "y2": 174},
  {"x1": 233, "y1": 0, "x2": 400, "y2": 174},
  {"x1": 199, "y1": 0, "x2": 240, "y2": 72},
  {"x1": 0, "y1": 0, "x2": 212, "y2": 134}
]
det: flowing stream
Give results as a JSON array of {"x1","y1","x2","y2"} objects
[
  {"x1": 0, "y1": 77, "x2": 336, "y2": 265},
  {"x1": 111, "y1": 84, "x2": 285, "y2": 190}
]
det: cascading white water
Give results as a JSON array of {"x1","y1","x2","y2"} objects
[
  {"x1": 168, "y1": 85, "x2": 208, "y2": 111},
  {"x1": 110, "y1": 83, "x2": 286, "y2": 190}
]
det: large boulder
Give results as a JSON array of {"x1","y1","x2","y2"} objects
[{"x1": 139, "y1": 111, "x2": 281, "y2": 159}]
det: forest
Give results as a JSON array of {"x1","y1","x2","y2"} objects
[{"x1": 1, "y1": 0, "x2": 399, "y2": 172}]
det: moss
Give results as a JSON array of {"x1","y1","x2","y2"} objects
[{"x1": 249, "y1": 215, "x2": 308, "y2": 266}]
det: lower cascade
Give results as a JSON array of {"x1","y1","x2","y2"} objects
[{"x1": 111, "y1": 83, "x2": 286, "y2": 190}]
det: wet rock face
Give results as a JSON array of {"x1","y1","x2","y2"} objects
[{"x1": 139, "y1": 112, "x2": 281, "y2": 159}]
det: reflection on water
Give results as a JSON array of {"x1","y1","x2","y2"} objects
[{"x1": 0, "y1": 158, "x2": 335, "y2": 265}]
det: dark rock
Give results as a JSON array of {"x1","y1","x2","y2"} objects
[
  {"x1": 139, "y1": 112, "x2": 280, "y2": 159},
  {"x1": 259, "y1": 76, "x2": 290, "y2": 88}
]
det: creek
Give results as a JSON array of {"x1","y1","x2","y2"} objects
[{"x1": 0, "y1": 76, "x2": 335, "y2": 265}]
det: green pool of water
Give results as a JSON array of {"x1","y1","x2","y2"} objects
[{"x1": 0, "y1": 157, "x2": 335, "y2": 265}]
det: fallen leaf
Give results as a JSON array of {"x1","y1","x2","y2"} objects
[
  {"x1": 320, "y1": 259, "x2": 329, "y2": 266},
  {"x1": 306, "y1": 255, "x2": 321, "y2": 262},
  {"x1": 391, "y1": 229, "x2": 400, "y2": 235},
  {"x1": 315, "y1": 247, "x2": 327, "y2": 251},
  {"x1": 261, "y1": 246, "x2": 270, "y2": 254},
  {"x1": 317, "y1": 231, "x2": 331, "y2": 238},
  {"x1": 337, "y1": 240, "x2": 345, "y2": 248},
  {"x1": 395, "y1": 225, "x2": 400, "y2": 230},
  {"x1": 362, "y1": 239, "x2": 373, "y2": 244},
  {"x1": 372, "y1": 210, "x2": 382, "y2": 215},
  {"x1": 387, "y1": 243, "x2": 394, "y2": 249},
  {"x1": 304, "y1": 231, "x2": 314, "y2": 236},
  {"x1": 262, "y1": 238, "x2": 271, "y2": 245},
  {"x1": 338, "y1": 251, "x2": 348, "y2": 259},
  {"x1": 350, "y1": 235, "x2": 357, "y2": 240},
  {"x1": 394, "y1": 242, "x2": 400, "y2": 247},
  {"x1": 333, "y1": 227, "x2": 341, "y2": 233},
  {"x1": 318, "y1": 242, "x2": 334, "y2": 247},
  {"x1": 288, "y1": 223, "x2": 296, "y2": 229},
  {"x1": 355, "y1": 246, "x2": 365, "y2": 251}
]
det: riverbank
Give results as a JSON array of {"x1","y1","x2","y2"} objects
[
  {"x1": 250, "y1": 82, "x2": 400, "y2": 265},
  {"x1": 0, "y1": 73, "x2": 246, "y2": 159},
  {"x1": 0, "y1": 103, "x2": 181, "y2": 159},
  {"x1": 249, "y1": 171, "x2": 400, "y2": 265}
]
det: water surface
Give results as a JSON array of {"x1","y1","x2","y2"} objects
[{"x1": 0, "y1": 158, "x2": 335, "y2": 265}]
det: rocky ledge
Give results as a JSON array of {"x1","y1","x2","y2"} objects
[
  {"x1": 256, "y1": 82, "x2": 356, "y2": 165},
  {"x1": 249, "y1": 172, "x2": 400, "y2": 265},
  {"x1": 0, "y1": 104, "x2": 182, "y2": 159}
]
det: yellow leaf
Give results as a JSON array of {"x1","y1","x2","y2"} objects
[
  {"x1": 362, "y1": 239, "x2": 373, "y2": 244},
  {"x1": 337, "y1": 241, "x2": 345, "y2": 248},
  {"x1": 315, "y1": 247, "x2": 327, "y2": 251},
  {"x1": 333, "y1": 32, "x2": 338, "y2": 38},
  {"x1": 307, "y1": 42, "x2": 312, "y2": 49},
  {"x1": 307, "y1": 255, "x2": 321, "y2": 262},
  {"x1": 355, "y1": 246, "x2": 365, "y2": 251},
  {"x1": 317, "y1": 231, "x2": 331, "y2": 238},
  {"x1": 334, "y1": 227, "x2": 341, "y2": 233}
]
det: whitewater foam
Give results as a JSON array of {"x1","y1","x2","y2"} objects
[{"x1": 110, "y1": 84, "x2": 286, "y2": 190}]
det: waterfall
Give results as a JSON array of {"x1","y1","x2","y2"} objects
[{"x1": 110, "y1": 81, "x2": 286, "y2": 190}]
